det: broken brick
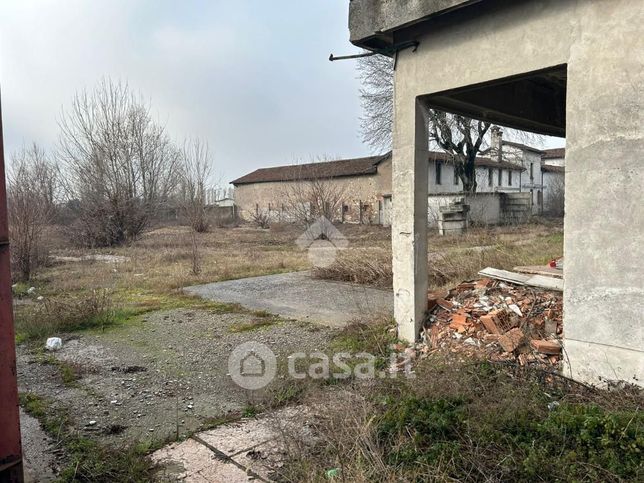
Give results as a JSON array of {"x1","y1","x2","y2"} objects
[
  {"x1": 475, "y1": 277, "x2": 493, "y2": 288},
  {"x1": 437, "y1": 298, "x2": 454, "y2": 310},
  {"x1": 428, "y1": 290, "x2": 450, "y2": 310},
  {"x1": 530, "y1": 339, "x2": 561, "y2": 355},
  {"x1": 480, "y1": 311, "x2": 503, "y2": 334},
  {"x1": 456, "y1": 281, "x2": 476, "y2": 291},
  {"x1": 449, "y1": 313, "x2": 469, "y2": 332},
  {"x1": 498, "y1": 328, "x2": 525, "y2": 353},
  {"x1": 427, "y1": 298, "x2": 437, "y2": 311},
  {"x1": 421, "y1": 276, "x2": 563, "y2": 369}
]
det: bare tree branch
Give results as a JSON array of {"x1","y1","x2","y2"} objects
[
  {"x1": 357, "y1": 54, "x2": 543, "y2": 193},
  {"x1": 8, "y1": 143, "x2": 59, "y2": 280},
  {"x1": 58, "y1": 78, "x2": 180, "y2": 246},
  {"x1": 178, "y1": 138, "x2": 214, "y2": 233}
]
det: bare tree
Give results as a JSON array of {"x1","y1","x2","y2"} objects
[
  {"x1": 58, "y1": 78, "x2": 180, "y2": 246},
  {"x1": 8, "y1": 144, "x2": 59, "y2": 280},
  {"x1": 281, "y1": 158, "x2": 347, "y2": 228},
  {"x1": 358, "y1": 53, "x2": 394, "y2": 151},
  {"x1": 179, "y1": 138, "x2": 213, "y2": 233},
  {"x1": 358, "y1": 54, "x2": 541, "y2": 193},
  {"x1": 545, "y1": 175, "x2": 565, "y2": 217},
  {"x1": 250, "y1": 209, "x2": 271, "y2": 229}
]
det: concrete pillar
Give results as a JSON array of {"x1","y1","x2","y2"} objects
[
  {"x1": 392, "y1": 98, "x2": 429, "y2": 342},
  {"x1": 562, "y1": 4, "x2": 644, "y2": 385}
]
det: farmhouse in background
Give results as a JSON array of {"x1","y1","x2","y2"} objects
[
  {"x1": 231, "y1": 142, "x2": 563, "y2": 225},
  {"x1": 491, "y1": 127, "x2": 566, "y2": 215}
]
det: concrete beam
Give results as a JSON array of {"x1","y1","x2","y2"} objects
[
  {"x1": 422, "y1": 66, "x2": 567, "y2": 137},
  {"x1": 392, "y1": 99, "x2": 429, "y2": 342},
  {"x1": 349, "y1": 0, "x2": 482, "y2": 50}
]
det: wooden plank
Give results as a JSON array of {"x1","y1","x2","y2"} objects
[
  {"x1": 478, "y1": 267, "x2": 563, "y2": 291},
  {"x1": 513, "y1": 265, "x2": 563, "y2": 279}
]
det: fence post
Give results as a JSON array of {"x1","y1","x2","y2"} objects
[{"x1": 0, "y1": 88, "x2": 24, "y2": 482}]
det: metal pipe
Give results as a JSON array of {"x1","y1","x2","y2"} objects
[{"x1": 0, "y1": 89, "x2": 24, "y2": 482}]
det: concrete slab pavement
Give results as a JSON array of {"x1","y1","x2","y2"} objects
[
  {"x1": 184, "y1": 271, "x2": 393, "y2": 327},
  {"x1": 152, "y1": 406, "x2": 313, "y2": 482}
]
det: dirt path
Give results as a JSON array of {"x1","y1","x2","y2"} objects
[{"x1": 17, "y1": 308, "x2": 331, "y2": 446}]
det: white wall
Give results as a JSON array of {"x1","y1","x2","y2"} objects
[
  {"x1": 427, "y1": 192, "x2": 502, "y2": 226},
  {"x1": 427, "y1": 160, "x2": 520, "y2": 193}
]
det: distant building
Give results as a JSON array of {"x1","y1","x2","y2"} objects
[
  {"x1": 491, "y1": 128, "x2": 566, "y2": 215},
  {"x1": 231, "y1": 150, "x2": 525, "y2": 225}
]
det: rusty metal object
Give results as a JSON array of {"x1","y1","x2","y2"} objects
[{"x1": 0, "y1": 91, "x2": 24, "y2": 482}]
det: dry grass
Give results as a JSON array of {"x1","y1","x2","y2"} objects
[
  {"x1": 20, "y1": 222, "x2": 562, "y2": 340},
  {"x1": 17, "y1": 223, "x2": 391, "y2": 337},
  {"x1": 38, "y1": 224, "x2": 312, "y2": 295},
  {"x1": 15, "y1": 289, "x2": 118, "y2": 342},
  {"x1": 277, "y1": 354, "x2": 643, "y2": 482},
  {"x1": 314, "y1": 223, "x2": 563, "y2": 289}
]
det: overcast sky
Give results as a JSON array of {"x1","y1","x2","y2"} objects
[{"x1": 0, "y1": 0, "x2": 563, "y2": 185}]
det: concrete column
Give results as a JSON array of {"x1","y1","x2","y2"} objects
[
  {"x1": 392, "y1": 98, "x2": 429, "y2": 342},
  {"x1": 563, "y1": 3, "x2": 644, "y2": 385}
]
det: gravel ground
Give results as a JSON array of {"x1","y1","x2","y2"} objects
[{"x1": 17, "y1": 308, "x2": 332, "y2": 446}]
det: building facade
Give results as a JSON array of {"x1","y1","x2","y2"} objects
[{"x1": 232, "y1": 151, "x2": 525, "y2": 226}]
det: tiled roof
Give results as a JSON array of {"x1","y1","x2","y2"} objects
[
  {"x1": 542, "y1": 147, "x2": 566, "y2": 159},
  {"x1": 232, "y1": 151, "x2": 523, "y2": 185},
  {"x1": 502, "y1": 140, "x2": 546, "y2": 154},
  {"x1": 429, "y1": 151, "x2": 523, "y2": 170},
  {"x1": 231, "y1": 154, "x2": 388, "y2": 185},
  {"x1": 542, "y1": 164, "x2": 565, "y2": 173}
]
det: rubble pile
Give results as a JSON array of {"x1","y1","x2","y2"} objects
[{"x1": 420, "y1": 277, "x2": 563, "y2": 368}]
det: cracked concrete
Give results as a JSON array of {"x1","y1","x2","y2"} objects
[
  {"x1": 152, "y1": 406, "x2": 313, "y2": 482},
  {"x1": 184, "y1": 271, "x2": 393, "y2": 327}
]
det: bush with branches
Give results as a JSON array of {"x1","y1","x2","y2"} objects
[
  {"x1": 7, "y1": 143, "x2": 59, "y2": 281},
  {"x1": 58, "y1": 78, "x2": 180, "y2": 247}
]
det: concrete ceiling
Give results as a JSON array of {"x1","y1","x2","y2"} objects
[{"x1": 421, "y1": 65, "x2": 567, "y2": 137}]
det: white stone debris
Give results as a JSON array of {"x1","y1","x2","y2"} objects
[{"x1": 45, "y1": 337, "x2": 62, "y2": 351}]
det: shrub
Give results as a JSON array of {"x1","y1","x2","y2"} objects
[
  {"x1": 20, "y1": 393, "x2": 156, "y2": 482},
  {"x1": 250, "y1": 210, "x2": 271, "y2": 229},
  {"x1": 15, "y1": 290, "x2": 118, "y2": 341},
  {"x1": 278, "y1": 360, "x2": 643, "y2": 482},
  {"x1": 7, "y1": 143, "x2": 58, "y2": 280}
]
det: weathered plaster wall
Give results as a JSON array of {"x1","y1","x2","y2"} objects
[
  {"x1": 390, "y1": 0, "x2": 643, "y2": 384},
  {"x1": 234, "y1": 159, "x2": 392, "y2": 224},
  {"x1": 427, "y1": 192, "x2": 501, "y2": 226},
  {"x1": 349, "y1": 0, "x2": 477, "y2": 44},
  {"x1": 428, "y1": 162, "x2": 520, "y2": 194}
]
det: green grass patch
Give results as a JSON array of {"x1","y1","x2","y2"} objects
[
  {"x1": 14, "y1": 289, "x2": 246, "y2": 342},
  {"x1": 20, "y1": 392, "x2": 157, "y2": 482},
  {"x1": 331, "y1": 317, "x2": 397, "y2": 358},
  {"x1": 12, "y1": 281, "x2": 33, "y2": 298},
  {"x1": 119, "y1": 289, "x2": 244, "y2": 314},
  {"x1": 37, "y1": 355, "x2": 83, "y2": 386},
  {"x1": 279, "y1": 359, "x2": 643, "y2": 482}
]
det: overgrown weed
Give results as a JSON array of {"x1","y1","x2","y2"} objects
[{"x1": 277, "y1": 357, "x2": 643, "y2": 482}]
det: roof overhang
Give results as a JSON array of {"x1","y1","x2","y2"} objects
[
  {"x1": 421, "y1": 65, "x2": 567, "y2": 137},
  {"x1": 349, "y1": 0, "x2": 483, "y2": 51}
]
